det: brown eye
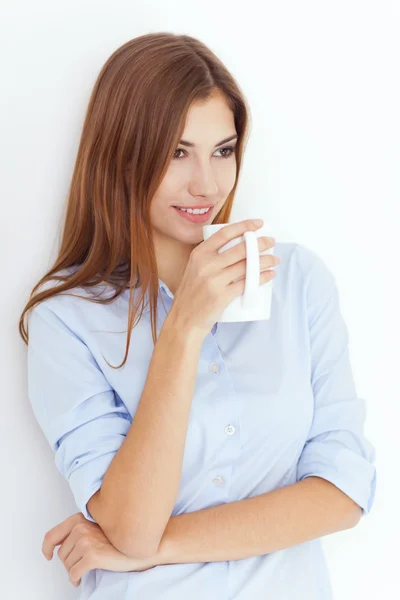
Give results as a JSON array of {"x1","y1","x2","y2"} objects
[
  {"x1": 217, "y1": 146, "x2": 235, "y2": 158},
  {"x1": 173, "y1": 146, "x2": 236, "y2": 160},
  {"x1": 173, "y1": 149, "x2": 185, "y2": 159}
]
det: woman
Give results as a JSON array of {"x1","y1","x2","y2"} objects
[{"x1": 19, "y1": 32, "x2": 376, "y2": 599}]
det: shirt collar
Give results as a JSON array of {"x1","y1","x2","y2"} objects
[{"x1": 158, "y1": 278, "x2": 174, "y2": 299}]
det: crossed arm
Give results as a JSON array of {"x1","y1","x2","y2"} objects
[{"x1": 148, "y1": 476, "x2": 361, "y2": 565}]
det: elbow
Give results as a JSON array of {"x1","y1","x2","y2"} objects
[
  {"x1": 107, "y1": 520, "x2": 162, "y2": 560},
  {"x1": 111, "y1": 533, "x2": 159, "y2": 560},
  {"x1": 95, "y1": 518, "x2": 158, "y2": 560},
  {"x1": 87, "y1": 490, "x2": 161, "y2": 559}
]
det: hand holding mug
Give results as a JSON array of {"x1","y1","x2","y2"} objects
[{"x1": 167, "y1": 219, "x2": 279, "y2": 339}]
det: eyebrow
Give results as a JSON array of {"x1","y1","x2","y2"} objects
[{"x1": 178, "y1": 134, "x2": 238, "y2": 148}]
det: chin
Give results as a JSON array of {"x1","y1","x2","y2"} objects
[{"x1": 177, "y1": 229, "x2": 205, "y2": 244}]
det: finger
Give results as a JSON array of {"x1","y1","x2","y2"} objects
[
  {"x1": 59, "y1": 522, "x2": 95, "y2": 566},
  {"x1": 260, "y1": 253, "x2": 280, "y2": 268},
  {"x1": 69, "y1": 555, "x2": 93, "y2": 588},
  {"x1": 204, "y1": 219, "x2": 264, "y2": 254},
  {"x1": 222, "y1": 251, "x2": 278, "y2": 285},
  {"x1": 63, "y1": 542, "x2": 85, "y2": 572},
  {"x1": 43, "y1": 523, "x2": 73, "y2": 560},
  {"x1": 42, "y1": 513, "x2": 83, "y2": 560},
  {"x1": 217, "y1": 236, "x2": 275, "y2": 269},
  {"x1": 57, "y1": 528, "x2": 81, "y2": 563},
  {"x1": 228, "y1": 264, "x2": 276, "y2": 297}
]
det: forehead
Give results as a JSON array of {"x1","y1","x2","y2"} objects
[{"x1": 181, "y1": 94, "x2": 235, "y2": 143}]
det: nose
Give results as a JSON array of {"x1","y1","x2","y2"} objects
[{"x1": 189, "y1": 162, "x2": 218, "y2": 197}]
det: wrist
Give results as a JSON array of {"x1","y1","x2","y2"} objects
[{"x1": 162, "y1": 310, "x2": 205, "y2": 348}]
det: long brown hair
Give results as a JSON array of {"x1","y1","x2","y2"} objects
[{"x1": 18, "y1": 32, "x2": 251, "y2": 368}]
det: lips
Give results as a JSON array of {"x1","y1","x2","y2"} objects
[
  {"x1": 172, "y1": 204, "x2": 214, "y2": 209},
  {"x1": 172, "y1": 205, "x2": 213, "y2": 223}
]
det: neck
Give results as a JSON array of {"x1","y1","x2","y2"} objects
[{"x1": 154, "y1": 234, "x2": 199, "y2": 296}]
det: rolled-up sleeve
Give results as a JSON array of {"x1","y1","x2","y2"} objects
[
  {"x1": 27, "y1": 301, "x2": 132, "y2": 522},
  {"x1": 296, "y1": 246, "x2": 377, "y2": 517}
]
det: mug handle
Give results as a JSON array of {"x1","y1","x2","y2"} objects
[{"x1": 241, "y1": 231, "x2": 260, "y2": 309}]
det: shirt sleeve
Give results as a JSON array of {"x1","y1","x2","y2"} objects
[
  {"x1": 27, "y1": 300, "x2": 132, "y2": 523},
  {"x1": 295, "y1": 245, "x2": 377, "y2": 517}
]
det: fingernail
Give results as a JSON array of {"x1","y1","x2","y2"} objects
[{"x1": 253, "y1": 219, "x2": 263, "y2": 226}]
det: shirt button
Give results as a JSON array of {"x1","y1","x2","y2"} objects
[
  {"x1": 225, "y1": 424, "x2": 236, "y2": 436},
  {"x1": 209, "y1": 362, "x2": 220, "y2": 374},
  {"x1": 212, "y1": 475, "x2": 225, "y2": 486}
]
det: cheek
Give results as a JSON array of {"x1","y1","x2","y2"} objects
[
  {"x1": 161, "y1": 164, "x2": 184, "y2": 189},
  {"x1": 151, "y1": 174, "x2": 179, "y2": 209},
  {"x1": 217, "y1": 162, "x2": 237, "y2": 191},
  {"x1": 149, "y1": 200, "x2": 170, "y2": 229},
  {"x1": 153, "y1": 174, "x2": 183, "y2": 208}
]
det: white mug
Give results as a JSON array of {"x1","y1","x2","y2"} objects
[{"x1": 202, "y1": 222, "x2": 275, "y2": 323}]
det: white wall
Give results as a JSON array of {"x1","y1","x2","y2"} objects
[{"x1": 1, "y1": 1, "x2": 398, "y2": 597}]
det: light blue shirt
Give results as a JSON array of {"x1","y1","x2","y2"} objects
[{"x1": 27, "y1": 241, "x2": 376, "y2": 600}]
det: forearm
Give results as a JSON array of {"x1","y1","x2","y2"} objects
[
  {"x1": 154, "y1": 476, "x2": 361, "y2": 565},
  {"x1": 88, "y1": 313, "x2": 204, "y2": 558}
]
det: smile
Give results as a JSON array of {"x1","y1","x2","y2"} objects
[{"x1": 172, "y1": 205, "x2": 213, "y2": 223}]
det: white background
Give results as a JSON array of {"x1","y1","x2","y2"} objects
[{"x1": 1, "y1": 1, "x2": 398, "y2": 598}]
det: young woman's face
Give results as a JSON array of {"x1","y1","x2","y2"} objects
[{"x1": 150, "y1": 92, "x2": 237, "y2": 246}]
